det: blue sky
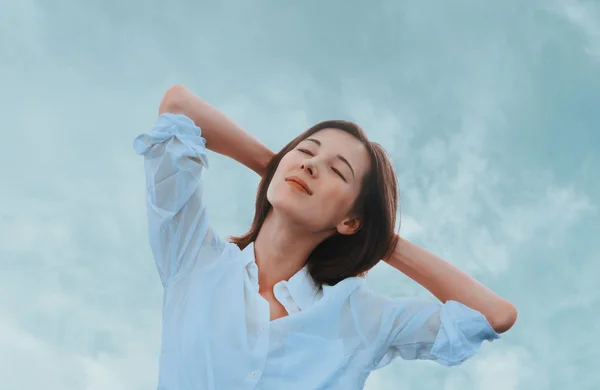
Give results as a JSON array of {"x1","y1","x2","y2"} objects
[{"x1": 1, "y1": 0, "x2": 598, "y2": 389}]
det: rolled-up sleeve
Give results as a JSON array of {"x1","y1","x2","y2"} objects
[
  {"x1": 370, "y1": 296, "x2": 500, "y2": 369},
  {"x1": 133, "y1": 113, "x2": 220, "y2": 287}
]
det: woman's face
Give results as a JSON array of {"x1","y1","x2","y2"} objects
[{"x1": 267, "y1": 128, "x2": 371, "y2": 234}]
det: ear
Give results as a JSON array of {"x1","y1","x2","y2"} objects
[{"x1": 336, "y1": 216, "x2": 362, "y2": 235}]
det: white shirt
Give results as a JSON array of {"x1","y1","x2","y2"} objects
[{"x1": 133, "y1": 113, "x2": 500, "y2": 390}]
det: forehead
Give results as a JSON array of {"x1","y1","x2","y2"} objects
[{"x1": 301, "y1": 128, "x2": 371, "y2": 176}]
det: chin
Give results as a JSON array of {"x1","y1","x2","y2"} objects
[{"x1": 267, "y1": 183, "x2": 318, "y2": 228}]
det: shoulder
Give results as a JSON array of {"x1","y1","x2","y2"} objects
[
  {"x1": 328, "y1": 283, "x2": 395, "y2": 348},
  {"x1": 192, "y1": 228, "x2": 240, "y2": 269},
  {"x1": 344, "y1": 283, "x2": 438, "y2": 331},
  {"x1": 349, "y1": 283, "x2": 437, "y2": 312},
  {"x1": 347, "y1": 282, "x2": 390, "y2": 307}
]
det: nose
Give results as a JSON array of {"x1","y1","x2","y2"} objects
[{"x1": 301, "y1": 161, "x2": 317, "y2": 177}]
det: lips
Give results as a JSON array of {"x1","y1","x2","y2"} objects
[{"x1": 285, "y1": 176, "x2": 312, "y2": 195}]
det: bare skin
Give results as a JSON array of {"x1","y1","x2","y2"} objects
[
  {"x1": 256, "y1": 128, "x2": 370, "y2": 295},
  {"x1": 159, "y1": 84, "x2": 518, "y2": 333},
  {"x1": 160, "y1": 86, "x2": 371, "y2": 321},
  {"x1": 262, "y1": 292, "x2": 288, "y2": 322}
]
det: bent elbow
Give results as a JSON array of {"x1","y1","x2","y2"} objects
[
  {"x1": 490, "y1": 302, "x2": 518, "y2": 334},
  {"x1": 159, "y1": 84, "x2": 188, "y2": 115}
]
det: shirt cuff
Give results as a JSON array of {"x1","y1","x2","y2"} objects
[
  {"x1": 430, "y1": 300, "x2": 500, "y2": 366},
  {"x1": 133, "y1": 113, "x2": 209, "y2": 167}
]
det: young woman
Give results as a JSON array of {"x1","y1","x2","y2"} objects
[{"x1": 133, "y1": 84, "x2": 517, "y2": 389}]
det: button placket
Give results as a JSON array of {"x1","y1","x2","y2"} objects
[{"x1": 250, "y1": 296, "x2": 270, "y2": 385}]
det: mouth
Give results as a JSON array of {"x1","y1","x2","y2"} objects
[{"x1": 285, "y1": 176, "x2": 312, "y2": 195}]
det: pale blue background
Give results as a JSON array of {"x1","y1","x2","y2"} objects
[{"x1": 1, "y1": 1, "x2": 599, "y2": 389}]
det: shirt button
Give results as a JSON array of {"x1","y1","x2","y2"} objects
[
  {"x1": 249, "y1": 370, "x2": 259, "y2": 379},
  {"x1": 260, "y1": 326, "x2": 268, "y2": 333}
]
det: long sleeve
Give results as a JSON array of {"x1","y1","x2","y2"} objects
[
  {"x1": 133, "y1": 113, "x2": 225, "y2": 287},
  {"x1": 358, "y1": 289, "x2": 500, "y2": 369}
]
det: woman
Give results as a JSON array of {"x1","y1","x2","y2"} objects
[{"x1": 133, "y1": 84, "x2": 517, "y2": 389}]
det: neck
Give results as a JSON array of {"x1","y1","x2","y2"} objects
[{"x1": 253, "y1": 208, "x2": 331, "y2": 293}]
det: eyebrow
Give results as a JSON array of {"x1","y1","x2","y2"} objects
[{"x1": 305, "y1": 138, "x2": 355, "y2": 178}]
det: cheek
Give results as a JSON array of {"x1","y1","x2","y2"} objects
[
  {"x1": 320, "y1": 185, "x2": 355, "y2": 213},
  {"x1": 266, "y1": 172, "x2": 294, "y2": 205},
  {"x1": 266, "y1": 176, "x2": 282, "y2": 203},
  {"x1": 278, "y1": 153, "x2": 299, "y2": 170},
  {"x1": 266, "y1": 164, "x2": 287, "y2": 196}
]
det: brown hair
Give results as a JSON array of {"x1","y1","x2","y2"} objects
[{"x1": 229, "y1": 120, "x2": 400, "y2": 286}]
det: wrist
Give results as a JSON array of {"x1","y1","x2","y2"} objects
[
  {"x1": 383, "y1": 234, "x2": 402, "y2": 262},
  {"x1": 247, "y1": 147, "x2": 275, "y2": 177}
]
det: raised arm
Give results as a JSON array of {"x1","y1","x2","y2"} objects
[
  {"x1": 159, "y1": 84, "x2": 275, "y2": 176},
  {"x1": 384, "y1": 235, "x2": 518, "y2": 333}
]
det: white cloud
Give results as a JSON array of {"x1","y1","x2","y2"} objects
[
  {"x1": 500, "y1": 182, "x2": 596, "y2": 246},
  {"x1": 0, "y1": 315, "x2": 159, "y2": 390},
  {"x1": 558, "y1": 0, "x2": 600, "y2": 61},
  {"x1": 1, "y1": 0, "x2": 599, "y2": 389},
  {"x1": 469, "y1": 347, "x2": 545, "y2": 390}
]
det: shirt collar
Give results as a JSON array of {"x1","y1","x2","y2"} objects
[
  {"x1": 282, "y1": 264, "x2": 321, "y2": 311},
  {"x1": 238, "y1": 242, "x2": 364, "y2": 310}
]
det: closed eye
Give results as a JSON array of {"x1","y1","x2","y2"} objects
[
  {"x1": 331, "y1": 167, "x2": 347, "y2": 182},
  {"x1": 298, "y1": 148, "x2": 347, "y2": 182}
]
